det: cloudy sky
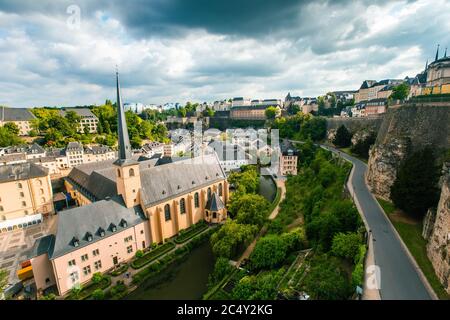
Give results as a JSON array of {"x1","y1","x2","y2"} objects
[{"x1": 1, "y1": 0, "x2": 449, "y2": 108}]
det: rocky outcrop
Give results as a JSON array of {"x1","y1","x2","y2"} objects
[
  {"x1": 426, "y1": 169, "x2": 450, "y2": 294},
  {"x1": 366, "y1": 104, "x2": 450, "y2": 200},
  {"x1": 366, "y1": 137, "x2": 411, "y2": 200},
  {"x1": 351, "y1": 130, "x2": 373, "y2": 146}
]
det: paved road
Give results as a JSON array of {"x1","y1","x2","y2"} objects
[{"x1": 321, "y1": 145, "x2": 432, "y2": 300}]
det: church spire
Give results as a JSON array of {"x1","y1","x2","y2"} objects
[
  {"x1": 435, "y1": 44, "x2": 440, "y2": 61},
  {"x1": 425, "y1": 59, "x2": 428, "y2": 71},
  {"x1": 444, "y1": 47, "x2": 447, "y2": 58},
  {"x1": 114, "y1": 70, "x2": 134, "y2": 166}
]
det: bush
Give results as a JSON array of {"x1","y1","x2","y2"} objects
[
  {"x1": 350, "y1": 132, "x2": 376, "y2": 159},
  {"x1": 208, "y1": 257, "x2": 234, "y2": 288},
  {"x1": 135, "y1": 250, "x2": 144, "y2": 258},
  {"x1": 91, "y1": 272, "x2": 104, "y2": 284},
  {"x1": 331, "y1": 232, "x2": 362, "y2": 262},
  {"x1": 91, "y1": 288, "x2": 105, "y2": 300}
]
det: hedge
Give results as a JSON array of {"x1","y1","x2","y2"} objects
[
  {"x1": 174, "y1": 223, "x2": 209, "y2": 244},
  {"x1": 131, "y1": 242, "x2": 176, "y2": 269},
  {"x1": 65, "y1": 276, "x2": 111, "y2": 300},
  {"x1": 111, "y1": 264, "x2": 129, "y2": 277}
]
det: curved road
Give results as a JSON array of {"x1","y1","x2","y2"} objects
[{"x1": 321, "y1": 145, "x2": 432, "y2": 300}]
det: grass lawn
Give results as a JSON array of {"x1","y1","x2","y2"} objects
[
  {"x1": 376, "y1": 198, "x2": 449, "y2": 300},
  {"x1": 174, "y1": 223, "x2": 208, "y2": 244}
]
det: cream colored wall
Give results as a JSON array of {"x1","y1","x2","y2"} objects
[
  {"x1": 31, "y1": 253, "x2": 56, "y2": 293},
  {"x1": 280, "y1": 155, "x2": 298, "y2": 176},
  {"x1": 145, "y1": 180, "x2": 227, "y2": 244},
  {"x1": 0, "y1": 175, "x2": 53, "y2": 221},
  {"x1": 65, "y1": 180, "x2": 92, "y2": 206},
  {"x1": 116, "y1": 164, "x2": 141, "y2": 208},
  {"x1": 52, "y1": 221, "x2": 149, "y2": 296}
]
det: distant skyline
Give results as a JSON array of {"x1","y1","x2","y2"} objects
[{"x1": 1, "y1": 0, "x2": 449, "y2": 108}]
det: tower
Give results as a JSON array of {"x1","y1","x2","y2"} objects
[{"x1": 114, "y1": 71, "x2": 141, "y2": 208}]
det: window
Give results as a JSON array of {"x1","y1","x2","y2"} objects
[
  {"x1": 38, "y1": 180, "x2": 43, "y2": 186},
  {"x1": 70, "y1": 271, "x2": 79, "y2": 283},
  {"x1": 124, "y1": 235, "x2": 133, "y2": 243},
  {"x1": 127, "y1": 245, "x2": 133, "y2": 254},
  {"x1": 129, "y1": 168, "x2": 135, "y2": 177},
  {"x1": 41, "y1": 197, "x2": 46, "y2": 203},
  {"x1": 142, "y1": 241, "x2": 146, "y2": 249},
  {"x1": 0, "y1": 206, "x2": 3, "y2": 212},
  {"x1": 68, "y1": 259, "x2": 76, "y2": 267},
  {"x1": 213, "y1": 212, "x2": 217, "y2": 219},
  {"x1": 180, "y1": 198, "x2": 186, "y2": 214},
  {"x1": 94, "y1": 260, "x2": 102, "y2": 270},
  {"x1": 194, "y1": 193, "x2": 199, "y2": 208},
  {"x1": 140, "y1": 230, "x2": 144, "y2": 235},
  {"x1": 18, "y1": 183, "x2": 22, "y2": 189},
  {"x1": 218, "y1": 183, "x2": 223, "y2": 197},
  {"x1": 164, "y1": 204, "x2": 171, "y2": 221},
  {"x1": 207, "y1": 188, "x2": 212, "y2": 201},
  {"x1": 83, "y1": 266, "x2": 91, "y2": 276},
  {"x1": 81, "y1": 254, "x2": 88, "y2": 262},
  {"x1": 20, "y1": 192, "x2": 24, "y2": 198},
  {"x1": 22, "y1": 201, "x2": 26, "y2": 207},
  {"x1": 92, "y1": 249, "x2": 99, "y2": 256},
  {"x1": 117, "y1": 169, "x2": 121, "y2": 178}
]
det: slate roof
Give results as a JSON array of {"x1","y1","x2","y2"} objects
[
  {"x1": 0, "y1": 162, "x2": 48, "y2": 183},
  {"x1": 359, "y1": 80, "x2": 377, "y2": 89},
  {"x1": 205, "y1": 192, "x2": 225, "y2": 212},
  {"x1": 231, "y1": 104, "x2": 274, "y2": 111},
  {"x1": 85, "y1": 145, "x2": 114, "y2": 155},
  {"x1": 280, "y1": 139, "x2": 298, "y2": 156},
  {"x1": 66, "y1": 154, "x2": 226, "y2": 207},
  {"x1": 58, "y1": 108, "x2": 97, "y2": 118},
  {"x1": 50, "y1": 196, "x2": 146, "y2": 259},
  {"x1": 0, "y1": 107, "x2": 36, "y2": 122},
  {"x1": 208, "y1": 141, "x2": 248, "y2": 162},
  {"x1": 28, "y1": 235, "x2": 55, "y2": 259}
]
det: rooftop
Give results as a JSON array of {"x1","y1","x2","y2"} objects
[
  {"x1": 0, "y1": 162, "x2": 48, "y2": 183},
  {"x1": 0, "y1": 107, "x2": 36, "y2": 122}
]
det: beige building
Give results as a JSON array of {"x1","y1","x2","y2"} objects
[
  {"x1": 426, "y1": 49, "x2": 450, "y2": 87},
  {"x1": 59, "y1": 108, "x2": 99, "y2": 134},
  {"x1": 230, "y1": 105, "x2": 280, "y2": 120},
  {"x1": 0, "y1": 107, "x2": 36, "y2": 136},
  {"x1": 0, "y1": 162, "x2": 53, "y2": 230},
  {"x1": 29, "y1": 72, "x2": 228, "y2": 296},
  {"x1": 279, "y1": 140, "x2": 298, "y2": 176}
]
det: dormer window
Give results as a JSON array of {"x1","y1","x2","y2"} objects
[
  {"x1": 162, "y1": 190, "x2": 166, "y2": 195},
  {"x1": 177, "y1": 185, "x2": 181, "y2": 190},
  {"x1": 72, "y1": 237, "x2": 79, "y2": 247},
  {"x1": 120, "y1": 219, "x2": 127, "y2": 228},
  {"x1": 192, "y1": 181, "x2": 195, "y2": 185},
  {"x1": 110, "y1": 223, "x2": 117, "y2": 232},
  {"x1": 85, "y1": 232, "x2": 93, "y2": 242},
  {"x1": 98, "y1": 227, "x2": 105, "y2": 237}
]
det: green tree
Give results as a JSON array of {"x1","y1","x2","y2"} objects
[
  {"x1": 250, "y1": 234, "x2": 287, "y2": 269},
  {"x1": 265, "y1": 106, "x2": 278, "y2": 120},
  {"x1": 331, "y1": 232, "x2": 362, "y2": 261},
  {"x1": 3, "y1": 122, "x2": 19, "y2": 135},
  {"x1": 0, "y1": 127, "x2": 23, "y2": 147},
  {"x1": 91, "y1": 272, "x2": 104, "y2": 284},
  {"x1": 230, "y1": 194, "x2": 270, "y2": 226},
  {"x1": 391, "y1": 147, "x2": 441, "y2": 218},
  {"x1": 390, "y1": 83, "x2": 410, "y2": 100},
  {"x1": 350, "y1": 132, "x2": 376, "y2": 159},
  {"x1": 210, "y1": 220, "x2": 257, "y2": 259},
  {"x1": 232, "y1": 270, "x2": 282, "y2": 300},
  {"x1": 92, "y1": 288, "x2": 105, "y2": 300},
  {"x1": 333, "y1": 125, "x2": 352, "y2": 148},
  {"x1": 208, "y1": 257, "x2": 233, "y2": 287}
]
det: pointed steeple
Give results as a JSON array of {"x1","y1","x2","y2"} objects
[
  {"x1": 444, "y1": 47, "x2": 448, "y2": 58},
  {"x1": 425, "y1": 59, "x2": 428, "y2": 71},
  {"x1": 114, "y1": 70, "x2": 135, "y2": 166},
  {"x1": 435, "y1": 44, "x2": 440, "y2": 61}
]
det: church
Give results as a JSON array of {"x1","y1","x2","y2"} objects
[{"x1": 29, "y1": 72, "x2": 228, "y2": 296}]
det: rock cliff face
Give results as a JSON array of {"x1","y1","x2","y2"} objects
[
  {"x1": 366, "y1": 104, "x2": 450, "y2": 200},
  {"x1": 426, "y1": 172, "x2": 450, "y2": 294},
  {"x1": 366, "y1": 137, "x2": 410, "y2": 200}
]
